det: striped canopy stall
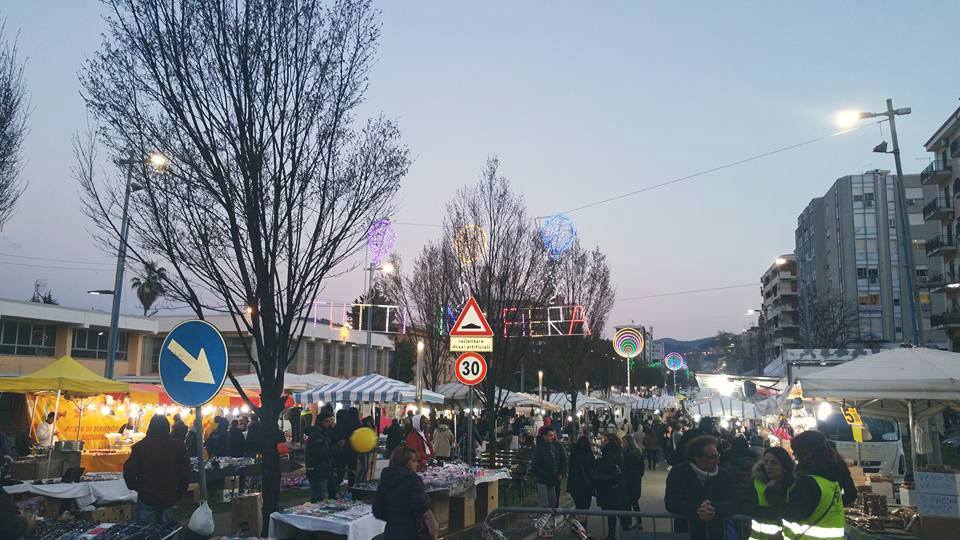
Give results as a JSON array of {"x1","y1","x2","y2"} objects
[
  {"x1": 234, "y1": 372, "x2": 343, "y2": 392},
  {"x1": 292, "y1": 373, "x2": 444, "y2": 405},
  {"x1": 629, "y1": 395, "x2": 679, "y2": 410},
  {"x1": 607, "y1": 394, "x2": 643, "y2": 406},
  {"x1": 687, "y1": 396, "x2": 761, "y2": 420},
  {"x1": 434, "y1": 383, "x2": 560, "y2": 412}
]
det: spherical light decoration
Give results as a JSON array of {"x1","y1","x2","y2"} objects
[
  {"x1": 367, "y1": 219, "x2": 398, "y2": 265},
  {"x1": 613, "y1": 327, "x2": 644, "y2": 359},
  {"x1": 454, "y1": 225, "x2": 487, "y2": 265},
  {"x1": 663, "y1": 352, "x2": 685, "y2": 371},
  {"x1": 540, "y1": 214, "x2": 577, "y2": 259}
]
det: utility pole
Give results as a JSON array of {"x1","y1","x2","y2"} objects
[{"x1": 105, "y1": 157, "x2": 139, "y2": 379}]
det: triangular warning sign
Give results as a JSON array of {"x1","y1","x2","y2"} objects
[{"x1": 450, "y1": 297, "x2": 493, "y2": 337}]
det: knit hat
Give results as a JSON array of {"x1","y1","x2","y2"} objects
[{"x1": 318, "y1": 411, "x2": 334, "y2": 423}]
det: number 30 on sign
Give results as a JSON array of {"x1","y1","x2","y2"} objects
[{"x1": 455, "y1": 352, "x2": 487, "y2": 386}]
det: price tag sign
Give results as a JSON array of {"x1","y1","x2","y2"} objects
[
  {"x1": 455, "y1": 352, "x2": 487, "y2": 386},
  {"x1": 844, "y1": 407, "x2": 864, "y2": 443}
]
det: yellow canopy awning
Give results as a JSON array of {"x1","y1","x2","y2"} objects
[{"x1": 0, "y1": 356, "x2": 128, "y2": 395}]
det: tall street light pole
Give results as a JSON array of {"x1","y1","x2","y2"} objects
[
  {"x1": 839, "y1": 100, "x2": 920, "y2": 346},
  {"x1": 538, "y1": 370, "x2": 543, "y2": 413},
  {"x1": 105, "y1": 156, "x2": 143, "y2": 379},
  {"x1": 363, "y1": 261, "x2": 394, "y2": 374}
]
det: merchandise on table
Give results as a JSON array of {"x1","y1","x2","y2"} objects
[
  {"x1": 86, "y1": 520, "x2": 181, "y2": 539},
  {"x1": 281, "y1": 475, "x2": 306, "y2": 489},
  {"x1": 353, "y1": 463, "x2": 509, "y2": 496},
  {"x1": 283, "y1": 500, "x2": 374, "y2": 522},
  {"x1": 81, "y1": 473, "x2": 123, "y2": 483},
  {"x1": 29, "y1": 519, "x2": 98, "y2": 540},
  {"x1": 191, "y1": 456, "x2": 256, "y2": 470}
]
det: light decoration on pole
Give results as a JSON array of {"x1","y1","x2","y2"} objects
[
  {"x1": 540, "y1": 214, "x2": 577, "y2": 259},
  {"x1": 454, "y1": 224, "x2": 487, "y2": 264},
  {"x1": 367, "y1": 219, "x2": 398, "y2": 266},
  {"x1": 613, "y1": 327, "x2": 644, "y2": 359},
  {"x1": 663, "y1": 352, "x2": 686, "y2": 371}
]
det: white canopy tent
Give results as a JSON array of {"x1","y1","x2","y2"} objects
[
  {"x1": 607, "y1": 394, "x2": 643, "y2": 406},
  {"x1": 630, "y1": 395, "x2": 678, "y2": 411},
  {"x1": 687, "y1": 396, "x2": 762, "y2": 420},
  {"x1": 434, "y1": 383, "x2": 560, "y2": 412},
  {"x1": 798, "y1": 347, "x2": 960, "y2": 471},
  {"x1": 547, "y1": 392, "x2": 609, "y2": 411},
  {"x1": 234, "y1": 372, "x2": 343, "y2": 392}
]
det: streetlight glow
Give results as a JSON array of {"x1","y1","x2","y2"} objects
[
  {"x1": 774, "y1": 257, "x2": 787, "y2": 266},
  {"x1": 381, "y1": 261, "x2": 395, "y2": 274},
  {"x1": 835, "y1": 110, "x2": 864, "y2": 128},
  {"x1": 416, "y1": 340, "x2": 424, "y2": 352},
  {"x1": 148, "y1": 152, "x2": 170, "y2": 171}
]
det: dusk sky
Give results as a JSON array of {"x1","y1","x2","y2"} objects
[{"x1": 3, "y1": 2, "x2": 959, "y2": 340}]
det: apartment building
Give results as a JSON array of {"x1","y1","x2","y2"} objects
[
  {"x1": 761, "y1": 254, "x2": 800, "y2": 361},
  {"x1": 795, "y1": 171, "x2": 946, "y2": 349},
  {"x1": 0, "y1": 298, "x2": 394, "y2": 379},
  {"x1": 921, "y1": 105, "x2": 960, "y2": 351}
]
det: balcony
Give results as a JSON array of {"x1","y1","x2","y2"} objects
[
  {"x1": 923, "y1": 197, "x2": 953, "y2": 221},
  {"x1": 925, "y1": 234, "x2": 957, "y2": 257},
  {"x1": 954, "y1": 178, "x2": 960, "y2": 199},
  {"x1": 922, "y1": 272, "x2": 960, "y2": 293},
  {"x1": 951, "y1": 138, "x2": 960, "y2": 159},
  {"x1": 921, "y1": 160, "x2": 952, "y2": 185},
  {"x1": 932, "y1": 310, "x2": 960, "y2": 329}
]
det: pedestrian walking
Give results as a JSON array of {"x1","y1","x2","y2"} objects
[
  {"x1": 594, "y1": 433, "x2": 629, "y2": 540},
  {"x1": 404, "y1": 415, "x2": 434, "y2": 471},
  {"x1": 532, "y1": 427, "x2": 564, "y2": 508},
  {"x1": 228, "y1": 419, "x2": 246, "y2": 457},
  {"x1": 622, "y1": 434, "x2": 645, "y2": 530},
  {"x1": 567, "y1": 435, "x2": 595, "y2": 525},
  {"x1": 642, "y1": 428, "x2": 661, "y2": 470},
  {"x1": 745, "y1": 447, "x2": 794, "y2": 540},
  {"x1": 664, "y1": 435, "x2": 736, "y2": 540},
  {"x1": 123, "y1": 415, "x2": 190, "y2": 524},
  {"x1": 662, "y1": 424, "x2": 676, "y2": 465},
  {"x1": 305, "y1": 411, "x2": 344, "y2": 502},
  {"x1": 373, "y1": 446, "x2": 435, "y2": 540},
  {"x1": 767, "y1": 430, "x2": 855, "y2": 540}
]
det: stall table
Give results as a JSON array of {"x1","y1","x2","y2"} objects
[
  {"x1": 80, "y1": 451, "x2": 129, "y2": 473},
  {"x1": 4, "y1": 478, "x2": 136, "y2": 509},
  {"x1": 268, "y1": 501, "x2": 384, "y2": 539}
]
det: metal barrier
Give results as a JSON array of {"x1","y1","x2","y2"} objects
[{"x1": 481, "y1": 506, "x2": 753, "y2": 540}]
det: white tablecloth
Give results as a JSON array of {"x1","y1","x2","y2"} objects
[
  {"x1": 3, "y1": 479, "x2": 137, "y2": 509},
  {"x1": 269, "y1": 510, "x2": 385, "y2": 540},
  {"x1": 474, "y1": 470, "x2": 511, "y2": 485}
]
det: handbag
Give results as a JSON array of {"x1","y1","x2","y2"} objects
[{"x1": 417, "y1": 509, "x2": 439, "y2": 540}]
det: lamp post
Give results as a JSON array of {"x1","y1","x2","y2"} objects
[
  {"x1": 415, "y1": 340, "x2": 424, "y2": 409},
  {"x1": 363, "y1": 261, "x2": 394, "y2": 374},
  {"x1": 538, "y1": 370, "x2": 543, "y2": 412},
  {"x1": 837, "y1": 100, "x2": 921, "y2": 346}
]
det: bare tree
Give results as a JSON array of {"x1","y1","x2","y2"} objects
[
  {"x1": 0, "y1": 22, "x2": 27, "y2": 229},
  {"x1": 77, "y1": 0, "x2": 408, "y2": 526},
  {"x1": 380, "y1": 243, "x2": 460, "y2": 391},
  {"x1": 804, "y1": 293, "x2": 858, "y2": 348},
  {"x1": 444, "y1": 158, "x2": 551, "y2": 439},
  {"x1": 542, "y1": 242, "x2": 615, "y2": 414}
]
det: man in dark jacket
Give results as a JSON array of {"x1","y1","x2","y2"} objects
[
  {"x1": 671, "y1": 417, "x2": 716, "y2": 466},
  {"x1": 719, "y1": 436, "x2": 758, "y2": 508},
  {"x1": 531, "y1": 427, "x2": 566, "y2": 508},
  {"x1": 123, "y1": 415, "x2": 190, "y2": 524},
  {"x1": 170, "y1": 414, "x2": 188, "y2": 444},
  {"x1": 205, "y1": 417, "x2": 229, "y2": 458},
  {"x1": 305, "y1": 411, "x2": 344, "y2": 502},
  {"x1": 664, "y1": 435, "x2": 736, "y2": 540},
  {"x1": 384, "y1": 418, "x2": 404, "y2": 457},
  {"x1": 245, "y1": 415, "x2": 262, "y2": 457}
]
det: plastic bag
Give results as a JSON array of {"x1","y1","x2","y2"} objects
[{"x1": 188, "y1": 501, "x2": 215, "y2": 536}]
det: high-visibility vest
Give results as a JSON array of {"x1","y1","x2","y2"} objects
[
  {"x1": 782, "y1": 474, "x2": 845, "y2": 540},
  {"x1": 750, "y1": 479, "x2": 784, "y2": 540}
]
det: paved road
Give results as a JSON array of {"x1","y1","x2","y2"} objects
[{"x1": 583, "y1": 466, "x2": 671, "y2": 539}]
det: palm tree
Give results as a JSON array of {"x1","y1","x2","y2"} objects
[{"x1": 130, "y1": 261, "x2": 167, "y2": 316}]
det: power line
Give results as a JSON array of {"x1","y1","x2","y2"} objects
[
  {"x1": 0, "y1": 259, "x2": 111, "y2": 272},
  {"x1": 0, "y1": 252, "x2": 114, "y2": 266},
  {"x1": 615, "y1": 283, "x2": 757, "y2": 303}
]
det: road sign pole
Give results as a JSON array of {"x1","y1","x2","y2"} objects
[
  {"x1": 466, "y1": 390, "x2": 474, "y2": 465},
  {"x1": 194, "y1": 406, "x2": 207, "y2": 502}
]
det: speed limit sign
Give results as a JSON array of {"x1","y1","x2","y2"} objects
[{"x1": 454, "y1": 352, "x2": 487, "y2": 386}]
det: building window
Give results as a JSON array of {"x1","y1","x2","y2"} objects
[
  {"x1": 225, "y1": 337, "x2": 252, "y2": 374},
  {"x1": 0, "y1": 321, "x2": 56, "y2": 357},
  {"x1": 71, "y1": 328, "x2": 127, "y2": 360},
  {"x1": 306, "y1": 341, "x2": 317, "y2": 373},
  {"x1": 336, "y1": 345, "x2": 345, "y2": 376}
]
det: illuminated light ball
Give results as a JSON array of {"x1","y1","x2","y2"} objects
[
  {"x1": 663, "y1": 352, "x2": 685, "y2": 371},
  {"x1": 454, "y1": 225, "x2": 487, "y2": 264},
  {"x1": 540, "y1": 214, "x2": 577, "y2": 259},
  {"x1": 367, "y1": 219, "x2": 398, "y2": 265},
  {"x1": 613, "y1": 327, "x2": 645, "y2": 359},
  {"x1": 349, "y1": 427, "x2": 378, "y2": 454}
]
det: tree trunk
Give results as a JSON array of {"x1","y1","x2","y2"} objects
[{"x1": 259, "y1": 394, "x2": 282, "y2": 536}]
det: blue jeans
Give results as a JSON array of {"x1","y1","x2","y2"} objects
[
  {"x1": 310, "y1": 477, "x2": 329, "y2": 502},
  {"x1": 135, "y1": 502, "x2": 171, "y2": 524}
]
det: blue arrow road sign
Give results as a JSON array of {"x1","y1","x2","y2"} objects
[{"x1": 159, "y1": 320, "x2": 229, "y2": 407}]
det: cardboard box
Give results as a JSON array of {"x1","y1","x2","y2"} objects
[
  {"x1": 231, "y1": 492, "x2": 263, "y2": 537},
  {"x1": 428, "y1": 492, "x2": 450, "y2": 532},
  {"x1": 869, "y1": 475, "x2": 895, "y2": 500},
  {"x1": 919, "y1": 515, "x2": 960, "y2": 540},
  {"x1": 89, "y1": 503, "x2": 132, "y2": 522},
  {"x1": 475, "y1": 480, "x2": 499, "y2": 522},
  {"x1": 916, "y1": 471, "x2": 960, "y2": 496},
  {"x1": 916, "y1": 492, "x2": 960, "y2": 519},
  {"x1": 450, "y1": 495, "x2": 475, "y2": 529}
]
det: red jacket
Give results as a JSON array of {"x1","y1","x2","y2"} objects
[{"x1": 405, "y1": 431, "x2": 434, "y2": 471}]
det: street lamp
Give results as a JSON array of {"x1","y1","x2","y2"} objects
[
  {"x1": 104, "y1": 152, "x2": 167, "y2": 379},
  {"x1": 87, "y1": 290, "x2": 114, "y2": 296},
  {"x1": 584, "y1": 381, "x2": 589, "y2": 396},
  {"x1": 415, "y1": 340, "x2": 424, "y2": 408},
  {"x1": 538, "y1": 370, "x2": 543, "y2": 412},
  {"x1": 836, "y1": 100, "x2": 920, "y2": 346}
]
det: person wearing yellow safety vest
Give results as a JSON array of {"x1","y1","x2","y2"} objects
[
  {"x1": 744, "y1": 447, "x2": 795, "y2": 540},
  {"x1": 768, "y1": 431, "x2": 857, "y2": 540}
]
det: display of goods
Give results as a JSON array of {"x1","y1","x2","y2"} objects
[
  {"x1": 284, "y1": 501, "x2": 372, "y2": 523},
  {"x1": 81, "y1": 473, "x2": 122, "y2": 482},
  {"x1": 861, "y1": 493, "x2": 888, "y2": 517},
  {"x1": 281, "y1": 475, "x2": 306, "y2": 489},
  {"x1": 29, "y1": 519, "x2": 98, "y2": 540},
  {"x1": 87, "y1": 520, "x2": 180, "y2": 539}
]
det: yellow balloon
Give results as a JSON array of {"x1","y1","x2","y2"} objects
[{"x1": 349, "y1": 427, "x2": 378, "y2": 453}]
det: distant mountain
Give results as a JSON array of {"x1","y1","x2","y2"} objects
[{"x1": 656, "y1": 336, "x2": 717, "y2": 355}]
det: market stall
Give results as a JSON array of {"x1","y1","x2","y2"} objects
[
  {"x1": 435, "y1": 383, "x2": 559, "y2": 412},
  {"x1": 269, "y1": 500, "x2": 384, "y2": 540},
  {"x1": 4, "y1": 474, "x2": 136, "y2": 509},
  {"x1": 293, "y1": 373, "x2": 445, "y2": 405},
  {"x1": 234, "y1": 371, "x2": 343, "y2": 392},
  {"x1": 546, "y1": 392, "x2": 609, "y2": 411},
  {"x1": 687, "y1": 396, "x2": 762, "y2": 420},
  {"x1": 629, "y1": 395, "x2": 678, "y2": 411}
]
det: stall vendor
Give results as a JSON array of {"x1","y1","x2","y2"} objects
[
  {"x1": 118, "y1": 418, "x2": 137, "y2": 435},
  {"x1": 36, "y1": 413, "x2": 58, "y2": 448}
]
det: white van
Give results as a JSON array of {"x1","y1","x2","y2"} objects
[{"x1": 817, "y1": 413, "x2": 906, "y2": 481}]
